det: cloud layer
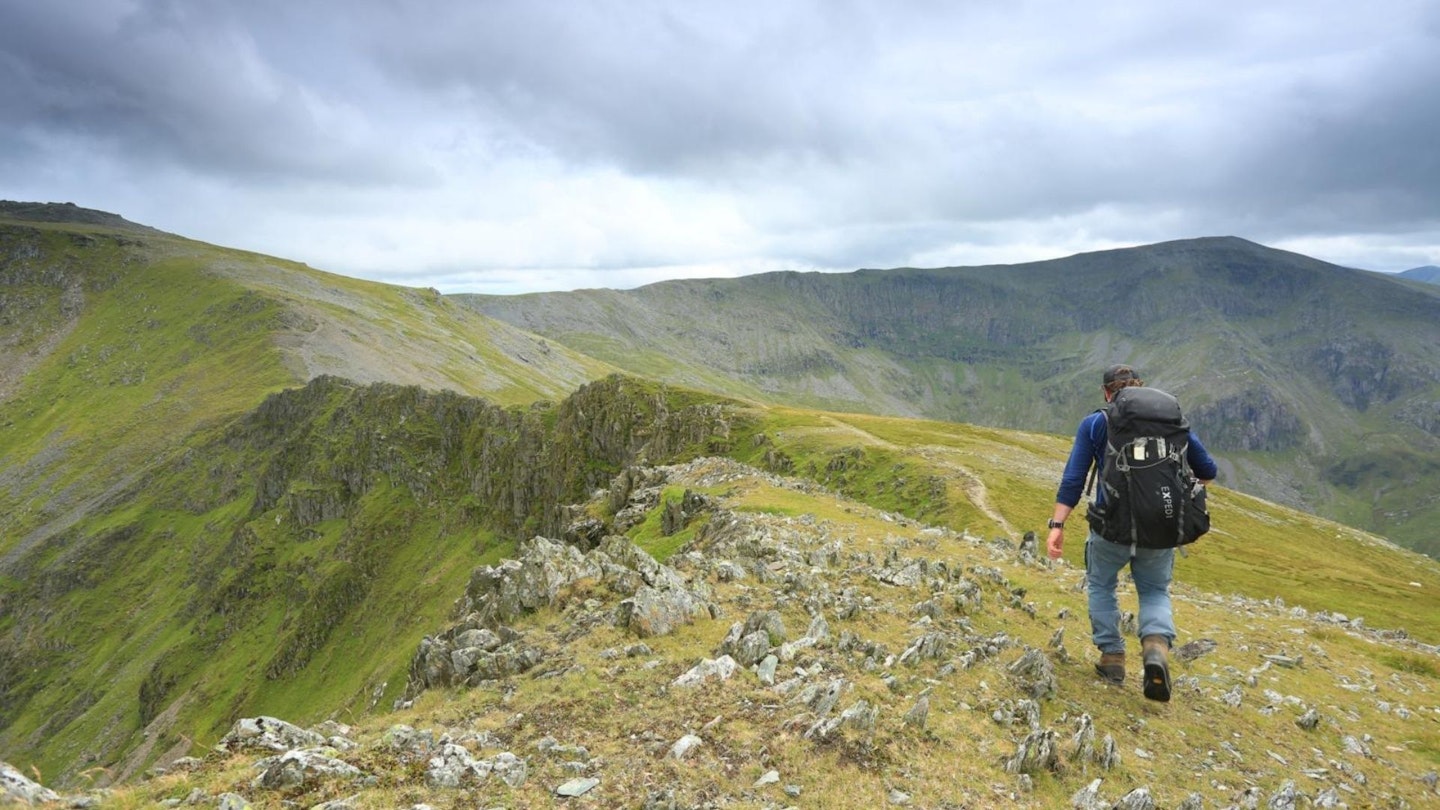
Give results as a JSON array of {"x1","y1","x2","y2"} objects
[{"x1": 4, "y1": 0, "x2": 1438, "y2": 291}]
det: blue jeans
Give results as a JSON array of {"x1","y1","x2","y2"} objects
[{"x1": 1085, "y1": 531, "x2": 1175, "y2": 654}]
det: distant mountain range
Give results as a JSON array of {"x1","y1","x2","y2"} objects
[
  {"x1": 459, "y1": 237, "x2": 1440, "y2": 556},
  {"x1": 1399, "y1": 264, "x2": 1440, "y2": 284}
]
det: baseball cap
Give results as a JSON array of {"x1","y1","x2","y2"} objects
[{"x1": 1102, "y1": 364, "x2": 1138, "y2": 385}]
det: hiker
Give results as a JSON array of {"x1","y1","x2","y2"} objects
[{"x1": 1045, "y1": 364, "x2": 1218, "y2": 701}]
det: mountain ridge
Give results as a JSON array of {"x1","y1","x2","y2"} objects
[
  {"x1": 0, "y1": 200, "x2": 166, "y2": 235},
  {"x1": 457, "y1": 237, "x2": 1440, "y2": 556}
]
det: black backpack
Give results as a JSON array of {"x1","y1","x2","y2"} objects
[{"x1": 1085, "y1": 386, "x2": 1210, "y2": 548}]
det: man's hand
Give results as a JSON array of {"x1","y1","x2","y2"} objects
[
  {"x1": 1046, "y1": 527, "x2": 1064, "y2": 559},
  {"x1": 1045, "y1": 505, "x2": 1073, "y2": 560}
]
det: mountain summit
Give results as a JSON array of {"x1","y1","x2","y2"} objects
[{"x1": 0, "y1": 200, "x2": 165, "y2": 234}]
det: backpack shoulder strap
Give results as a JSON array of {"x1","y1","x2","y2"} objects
[{"x1": 1082, "y1": 406, "x2": 1110, "y2": 499}]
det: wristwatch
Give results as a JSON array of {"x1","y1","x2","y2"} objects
[{"x1": 1047, "y1": 519, "x2": 1065, "y2": 530}]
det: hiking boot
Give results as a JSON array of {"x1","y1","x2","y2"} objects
[
  {"x1": 1094, "y1": 651, "x2": 1125, "y2": 685},
  {"x1": 1142, "y1": 635, "x2": 1172, "y2": 702}
]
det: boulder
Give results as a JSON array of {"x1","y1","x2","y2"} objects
[
  {"x1": 616, "y1": 585, "x2": 714, "y2": 638},
  {"x1": 218, "y1": 716, "x2": 327, "y2": 753},
  {"x1": 252, "y1": 749, "x2": 364, "y2": 790},
  {"x1": 0, "y1": 761, "x2": 60, "y2": 805}
]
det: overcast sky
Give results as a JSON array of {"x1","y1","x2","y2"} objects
[{"x1": 3, "y1": 1, "x2": 1438, "y2": 293}]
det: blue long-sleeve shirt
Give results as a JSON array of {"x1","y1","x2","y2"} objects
[{"x1": 1056, "y1": 410, "x2": 1219, "y2": 508}]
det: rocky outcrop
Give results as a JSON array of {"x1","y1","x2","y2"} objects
[
  {"x1": 404, "y1": 534, "x2": 714, "y2": 699},
  {"x1": 1395, "y1": 398, "x2": 1440, "y2": 437},
  {"x1": 207, "y1": 716, "x2": 530, "y2": 804},
  {"x1": 1187, "y1": 388, "x2": 1304, "y2": 452},
  {"x1": 217, "y1": 716, "x2": 328, "y2": 753},
  {"x1": 239, "y1": 374, "x2": 738, "y2": 544},
  {"x1": 1305, "y1": 335, "x2": 1409, "y2": 411}
]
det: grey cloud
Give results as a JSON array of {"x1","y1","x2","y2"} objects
[
  {"x1": 365, "y1": 0, "x2": 878, "y2": 173},
  {"x1": 0, "y1": 1, "x2": 425, "y2": 185},
  {"x1": 3, "y1": 0, "x2": 1438, "y2": 289}
]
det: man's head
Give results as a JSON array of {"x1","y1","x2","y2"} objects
[{"x1": 1102, "y1": 364, "x2": 1143, "y2": 399}]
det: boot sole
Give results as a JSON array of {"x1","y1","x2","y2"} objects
[{"x1": 1143, "y1": 658, "x2": 1171, "y2": 702}]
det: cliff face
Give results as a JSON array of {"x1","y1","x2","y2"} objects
[
  {"x1": 0, "y1": 373, "x2": 741, "y2": 783},
  {"x1": 1187, "y1": 389, "x2": 1305, "y2": 452}
]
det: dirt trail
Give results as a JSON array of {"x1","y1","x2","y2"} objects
[
  {"x1": 917, "y1": 447, "x2": 1020, "y2": 538},
  {"x1": 820, "y1": 415, "x2": 898, "y2": 449},
  {"x1": 820, "y1": 416, "x2": 1019, "y2": 538}
]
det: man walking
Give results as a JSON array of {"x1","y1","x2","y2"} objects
[{"x1": 1045, "y1": 364, "x2": 1218, "y2": 701}]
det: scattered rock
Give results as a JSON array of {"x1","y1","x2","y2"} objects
[
  {"x1": 903, "y1": 695, "x2": 930, "y2": 729},
  {"x1": 1007, "y1": 647, "x2": 1058, "y2": 700},
  {"x1": 899, "y1": 632, "x2": 950, "y2": 666},
  {"x1": 669, "y1": 734, "x2": 703, "y2": 760},
  {"x1": 168, "y1": 756, "x2": 204, "y2": 772},
  {"x1": 992, "y1": 699, "x2": 1041, "y2": 730},
  {"x1": 1261, "y1": 653, "x2": 1303, "y2": 668},
  {"x1": 756, "y1": 654, "x2": 779, "y2": 685},
  {"x1": 1004, "y1": 729, "x2": 1060, "y2": 775},
  {"x1": 1174, "y1": 638, "x2": 1217, "y2": 662},
  {"x1": 556, "y1": 777, "x2": 600, "y2": 797},
  {"x1": 1267, "y1": 779, "x2": 1301, "y2": 809},
  {"x1": 674, "y1": 655, "x2": 739, "y2": 687},
  {"x1": 1113, "y1": 787, "x2": 1155, "y2": 810},
  {"x1": 1070, "y1": 714, "x2": 1096, "y2": 762},
  {"x1": 1070, "y1": 778, "x2": 1106, "y2": 809}
]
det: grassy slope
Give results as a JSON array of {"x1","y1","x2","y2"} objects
[
  {"x1": 0, "y1": 218, "x2": 614, "y2": 560},
  {"x1": 0, "y1": 219, "x2": 613, "y2": 783}
]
